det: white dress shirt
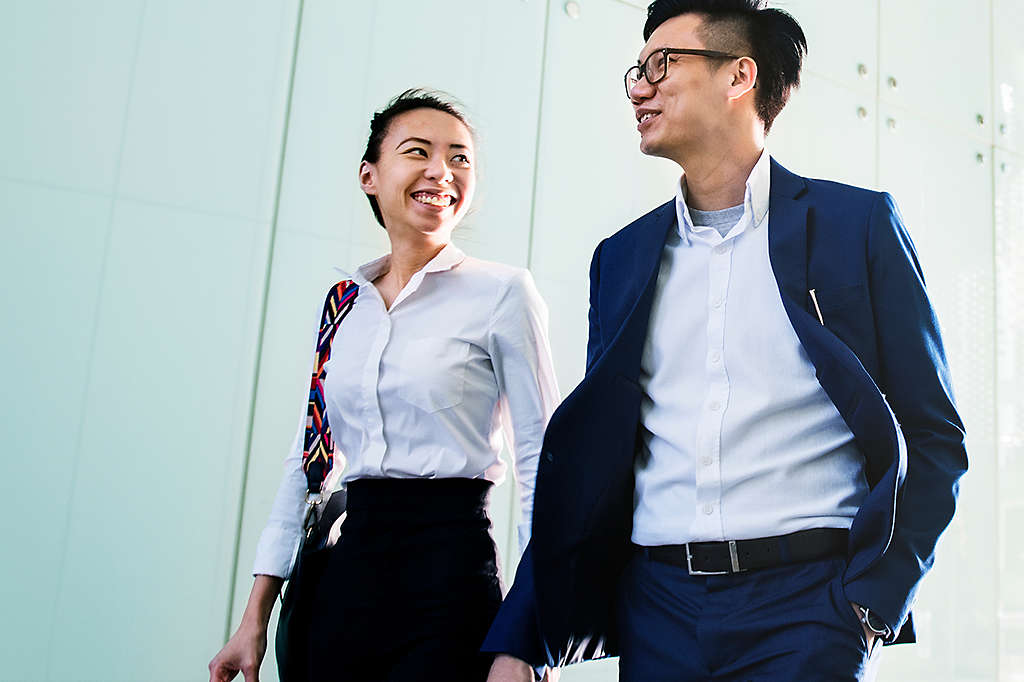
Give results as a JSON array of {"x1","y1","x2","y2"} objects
[
  {"x1": 254, "y1": 244, "x2": 559, "y2": 578},
  {"x1": 632, "y1": 150, "x2": 870, "y2": 546}
]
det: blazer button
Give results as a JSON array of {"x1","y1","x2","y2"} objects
[{"x1": 544, "y1": 451, "x2": 555, "y2": 463}]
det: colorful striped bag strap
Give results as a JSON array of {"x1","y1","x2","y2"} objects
[{"x1": 301, "y1": 279, "x2": 359, "y2": 495}]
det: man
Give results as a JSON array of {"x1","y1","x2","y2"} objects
[{"x1": 485, "y1": 0, "x2": 967, "y2": 680}]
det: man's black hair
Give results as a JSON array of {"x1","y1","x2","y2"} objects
[
  {"x1": 361, "y1": 89, "x2": 473, "y2": 228},
  {"x1": 643, "y1": 0, "x2": 806, "y2": 133}
]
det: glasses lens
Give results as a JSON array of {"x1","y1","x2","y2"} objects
[
  {"x1": 625, "y1": 66, "x2": 641, "y2": 97},
  {"x1": 646, "y1": 51, "x2": 666, "y2": 83}
]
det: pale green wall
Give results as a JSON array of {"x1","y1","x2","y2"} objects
[{"x1": 1, "y1": 1, "x2": 1022, "y2": 680}]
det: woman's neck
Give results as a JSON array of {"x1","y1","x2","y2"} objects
[{"x1": 372, "y1": 231, "x2": 449, "y2": 309}]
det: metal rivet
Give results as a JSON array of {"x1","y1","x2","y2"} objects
[
  {"x1": 887, "y1": 76, "x2": 898, "y2": 90},
  {"x1": 976, "y1": 152, "x2": 985, "y2": 164},
  {"x1": 887, "y1": 117, "x2": 897, "y2": 131},
  {"x1": 976, "y1": 113, "x2": 985, "y2": 127},
  {"x1": 564, "y1": 0, "x2": 580, "y2": 18},
  {"x1": 857, "y1": 63, "x2": 869, "y2": 78},
  {"x1": 857, "y1": 106, "x2": 869, "y2": 120}
]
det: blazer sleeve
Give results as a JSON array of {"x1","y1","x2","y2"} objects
[
  {"x1": 480, "y1": 542, "x2": 548, "y2": 667},
  {"x1": 586, "y1": 239, "x2": 605, "y2": 374},
  {"x1": 842, "y1": 191, "x2": 968, "y2": 638}
]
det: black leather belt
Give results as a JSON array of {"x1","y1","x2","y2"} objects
[{"x1": 642, "y1": 528, "x2": 849, "y2": 575}]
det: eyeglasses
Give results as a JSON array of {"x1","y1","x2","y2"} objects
[{"x1": 624, "y1": 48, "x2": 742, "y2": 98}]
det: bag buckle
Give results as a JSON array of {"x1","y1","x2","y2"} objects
[{"x1": 302, "y1": 492, "x2": 323, "y2": 536}]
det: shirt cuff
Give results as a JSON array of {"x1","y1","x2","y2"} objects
[{"x1": 251, "y1": 524, "x2": 302, "y2": 578}]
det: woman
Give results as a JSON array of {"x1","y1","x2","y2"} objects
[{"x1": 208, "y1": 89, "x2": 559, "y2": 681}]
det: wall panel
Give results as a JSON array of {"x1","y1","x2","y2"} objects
[
  {"x1": 879, "y1": 0, "x2": 992, "y2": 139},
  {"x1": 49, "y1": 201, "x2": 270, "y2": 681},
  {"x1": 770, "y1": 72, "x2": 877, "y2": 188},
  {"x1": 995, "y1": 148, "x2": 1024, "y2": 681},
  {"x1": 0, "y1": 182, "x2": 111, "y2": 681},
  {"x1": 529, "y1": 0, "x2": 677, "y2": 306},
  {"x1": 777, "y1": 0, "x2": 877, "y2": 93},
  {"x1": 0, "y1": 0, "x2": 143, "y2": 192},
  {"x1": 993, "y1": 0, "x2": 1024, "y2": 154},
  {"x1": 876, "y1": 106, "x2": 997, "y2": 682},
  {"x1": 116, "y1": 0, "x2": 297, "y2": 220}
]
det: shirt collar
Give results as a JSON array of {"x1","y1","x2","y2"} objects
[
  {"x1": 674, "y1": 149, "x2": 771, "y2": 243},
  {"x1": 344, "y1": 242, "x2": 467, "y2": 286}
]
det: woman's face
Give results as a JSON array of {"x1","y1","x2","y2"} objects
[{"x1": 360, "y1": 108, "x2": 476, "y2": 240}]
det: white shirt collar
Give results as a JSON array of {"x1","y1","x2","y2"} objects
[
  {"x1": 674, "y1": 149, "x2": 771, "y2": 244},
  {"x1": 341, "y1": 242, "x2": 467, "y2": 286}
]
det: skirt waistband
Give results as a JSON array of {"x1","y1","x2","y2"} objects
[{"x1": 344, "y1": 477, "x2": 493, "y2": 516}]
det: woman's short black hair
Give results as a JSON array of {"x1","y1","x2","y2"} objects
[
  {"x1": 643, "y1": 0, "x2": 806, "y2": 133},
  {"x1": 361, "y1": 88, "x2": 473, "y2": 228}
]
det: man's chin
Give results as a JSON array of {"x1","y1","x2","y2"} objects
[{"x1": 639, "y1": 137, "x2": 666, "y2": 158}]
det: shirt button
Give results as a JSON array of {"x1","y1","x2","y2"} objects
[
  {"x1": 709, "y1": 401, "x2": 721, "y2": 411},
  {"x1": 710, "y1": 352, "x2": 721, "y2": 364},
  {"x1": 712, "y1": 298, "x2": 724, "y2": 309},
  {"x1": 701, "y1": 456, "x2": 713, "y2": 467},
  {"x1": 703, "y1": 503, "x2": 714, "y2": 515},
  {"x1": 714, "y1": 245, "x2": 729, "y2": 255}
]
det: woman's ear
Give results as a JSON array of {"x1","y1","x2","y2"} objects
[{"x1": 358, "y1": 160, "x2": 376, "y2": 195}]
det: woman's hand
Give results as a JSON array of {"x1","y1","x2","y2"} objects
[
  {"x1": 208, "y1": 621, "x2": 267, "y2": 682},
  {"x1": 208, "y1": 575, "x2": 283, "y2": 682}
]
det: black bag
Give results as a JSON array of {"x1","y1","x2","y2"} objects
[
  {"x1": 275, "y1": 488, "x2": 347, "y2": 681},
  {"x1": 274, "y1": 280, "x2": 358, "y2": 681}
]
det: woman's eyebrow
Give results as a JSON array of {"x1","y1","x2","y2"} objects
[
  {"x1": 396, "y1": 136, "x2": 433, "y2": 149},
  {"x1": 396, "y1": 137, "x2": 470, "y2": 151}
]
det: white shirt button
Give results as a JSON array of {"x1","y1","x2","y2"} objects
[
  {"x1": 709, "y1": 401, "x2": 722, "y2": 412},
  {"x1": 703, "y1": 503, "x2": 714, "y2": 515},
  {"x1": 710, "y1": 351, "x2": 721, "y2": 364},
  {"x1": 714, "y1": 245, "x2": 729, "y2": 255},
  {"x1": 701, "y1": 456, "x2": 713, "y2": 467},
  {"x1": 712, "y1": 298, "x2": 724, "y2": 309}
]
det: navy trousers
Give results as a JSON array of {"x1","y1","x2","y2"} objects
[{"x1": 617, "y1": 552, "x2": 882, "y2": 681}]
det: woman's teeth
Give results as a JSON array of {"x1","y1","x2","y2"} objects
[{"x1": 413, "y1": 192, "x2": 452, "y2": 207}]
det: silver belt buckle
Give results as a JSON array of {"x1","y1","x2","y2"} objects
[{"x1": 685, "y1": 542, "x2": 731, "y2": 576}]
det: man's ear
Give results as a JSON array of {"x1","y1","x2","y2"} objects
[
  {"x1": 358, "y1": 160, "x2": 376, "y2": 195},
  {"x1": 727, "y1": 56, "x2": 758, "y2": 100}
]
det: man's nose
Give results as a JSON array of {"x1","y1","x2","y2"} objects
[{"x1": 630, "y1": 75, "x2": 655, "y2": 103}]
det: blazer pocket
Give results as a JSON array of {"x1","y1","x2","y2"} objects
[
  {"x1": 811, "y1": 283, "x2": 868, "y2": 314},
  {"x1": 397, "y1": 337, "x2": 470, "y2": 413}
]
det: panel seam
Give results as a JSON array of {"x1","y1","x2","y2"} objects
[{"x1": 223, "y1": 0, "x2": 306, "y2": 643}]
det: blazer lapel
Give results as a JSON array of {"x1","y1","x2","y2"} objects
[
  {"x1": 600, "y1": 200, "x2": 676, "y2": 376},
  {"x1": 767, "y1": 158, "x2": 810, "y2": 310}
]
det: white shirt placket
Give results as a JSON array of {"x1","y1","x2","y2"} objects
[
  {"x1": 694, "y1": 238, "x2": 733, "y2": 538},
  {"x1": 362, "y1": 289, "x2": 391, "y2": 469}
]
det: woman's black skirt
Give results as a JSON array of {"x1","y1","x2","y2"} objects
[{"x1": 305, "y1": 478, "x2": 504, "y2": 681}]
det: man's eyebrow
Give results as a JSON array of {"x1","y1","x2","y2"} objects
[{"x1": 636, "y1": 46, "x2": 665, "y2": 65}]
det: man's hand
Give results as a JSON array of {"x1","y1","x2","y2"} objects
[
  {"x1": 849, "y1": 601, "x2": 880, "y2": 653},
  {"x1": 487, "y1": 654, "x2": 558, "y2": 682}
]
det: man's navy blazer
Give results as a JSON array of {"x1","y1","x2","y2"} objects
[{"x1": 482, "y1": 158, "x2": 968, "y2": 667}]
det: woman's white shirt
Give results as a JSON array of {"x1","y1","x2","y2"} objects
[{"x1": 253, "y1": 244, "x2": 560, "y2": 578}]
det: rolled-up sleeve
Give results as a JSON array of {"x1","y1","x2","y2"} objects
[
  {"x1": 251, "y1": 406, "x2": 308, "y2": 578},
  {"x1": 488, "y1": 270, "x2": 560, "y2": 556},
  {"x1": 251, "y1": 317, "x2": 322, "y2": 579}
]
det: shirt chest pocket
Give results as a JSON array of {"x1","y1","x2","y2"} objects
[{"x1": 397, "y1": 336, "x2": 471, "y2": 413}]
